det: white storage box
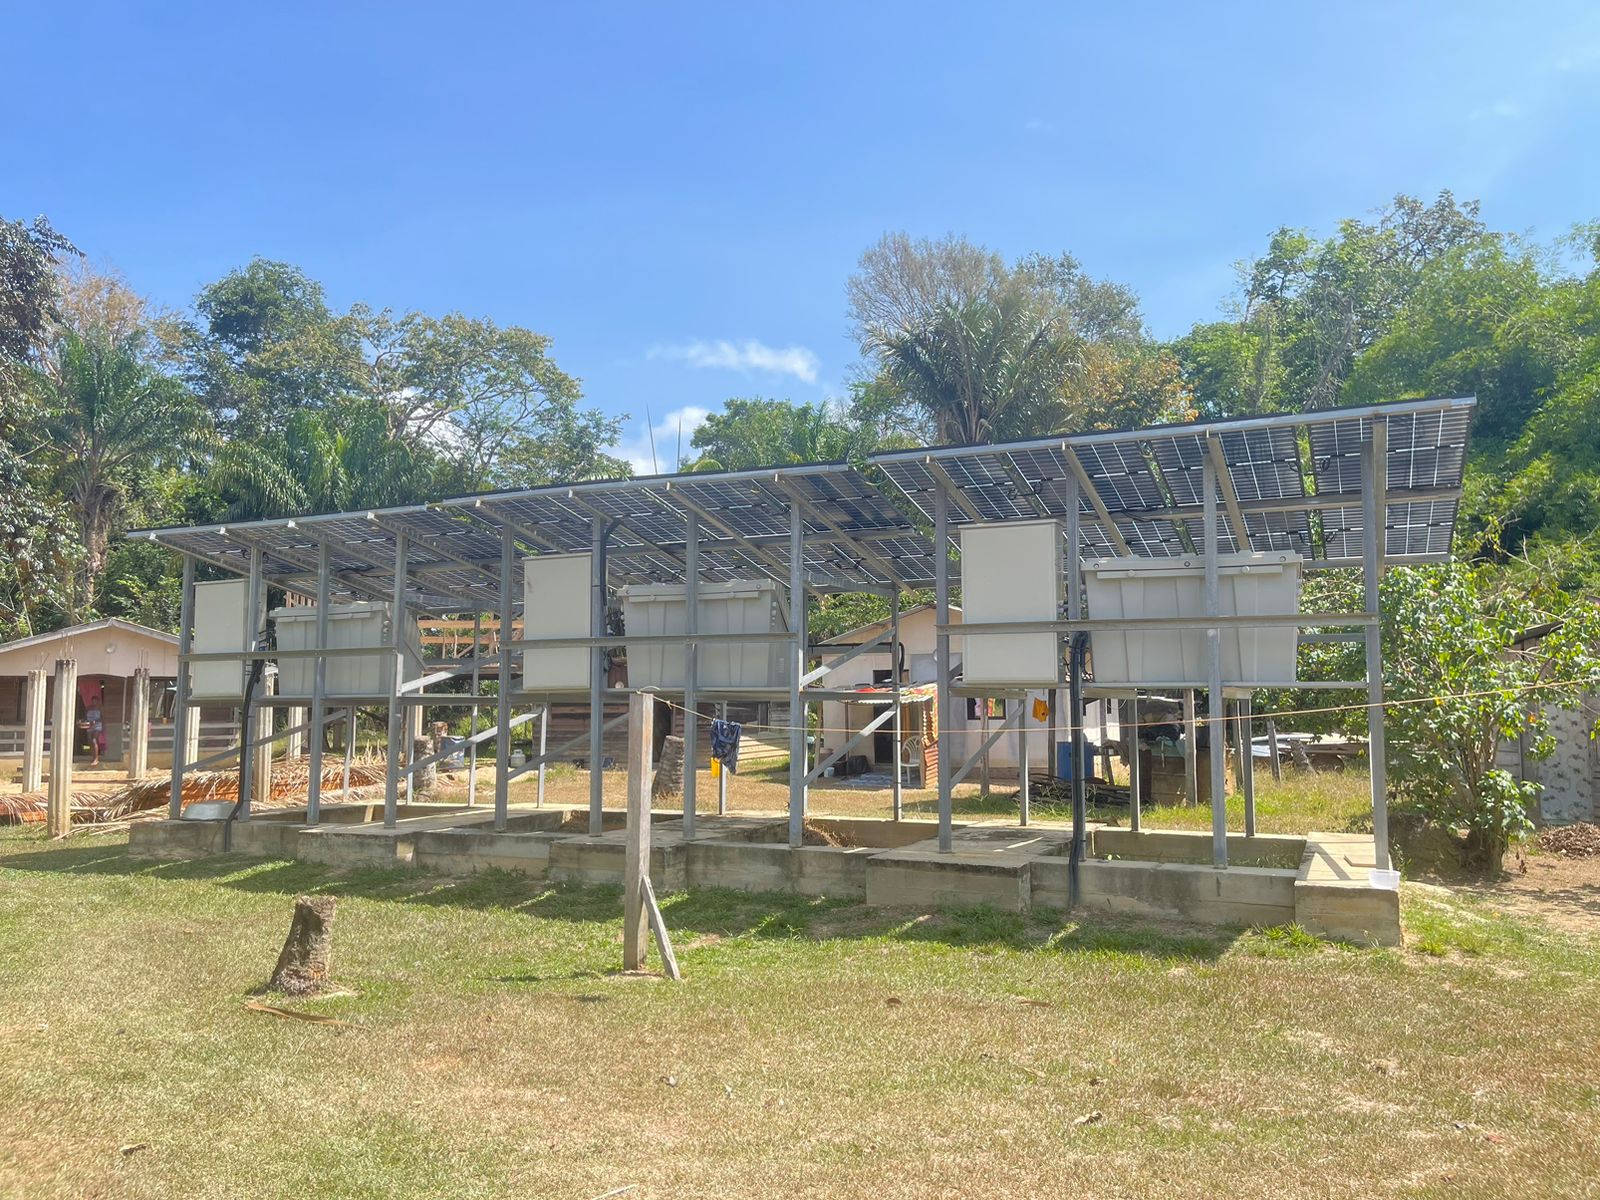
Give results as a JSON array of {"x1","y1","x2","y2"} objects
[
  {"x1": 189, "y1": 579, "x2": 252, "y2": 701},
  {"x1": 622, "y1": 579, "x2": 791, "y2": 691},
  {"x1": 1083, "y1": 552, "x2": 1304, "y2": 686},
  {"x1": 520, "y1": 553, "x2": 592, "y2": 693},
  {"x1": 959, "y1": 520, "x2": 1064, "y2": 687},
  {"x1": 270, "y1": 603, "x2": 423, "y2": 699}
]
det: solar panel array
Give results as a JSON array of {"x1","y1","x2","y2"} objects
[
  {"x1": 133, "y1": 464, "x2": 940, "y2": 613},
  {"x1": 131, "y1": 399, "x2": 1475, "y2": 612},
  {"x1": 872, "y1": 397, "x2": 1475, "y2": 577}
]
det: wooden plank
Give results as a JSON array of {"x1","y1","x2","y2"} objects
[{"x1": 640, "y1": 876, "x2": 681, "y2": 981}]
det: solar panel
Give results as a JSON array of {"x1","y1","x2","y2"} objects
[{"x1": 130, "y1": 399, "x2": 1474, "y2": 613}]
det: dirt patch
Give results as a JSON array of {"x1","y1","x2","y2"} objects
[
  {"x1": 1444, "y1": 849, "x2": 1600, "y2": 936},
  {"x1": 1538, "y1": 822, "x2": 1600, "y2": 858}
]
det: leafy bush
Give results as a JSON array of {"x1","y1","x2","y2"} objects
[{"x1": 1383, "y1": 563, "x2": 1600, "y2": 866}]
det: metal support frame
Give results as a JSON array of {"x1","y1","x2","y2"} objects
[
  {"x1": 890, "y1": 591, "x2": 903, "y2": 821},
  {"x1": 950, "y1": 705, "x2": 1023, "y2": 789},
  {"x1": 1128, "y1": 692, "x2": 1142, "y2": 832},
  {"x1": 237, "y1": 546, "x2": 265, "y2": 822},
  {"x1": 1364, "y1": 421, "x2": 1390, "y2": 869},
  {"x1": 537, "y1": 702, "x2": 549, "y2": 806},
  {"x1": 1239, "y1": 698, "x2": 1257, "y2": 837},
  {"x1": 801, "y1": 626, "x2": 893, "y2": 687},
  {"x1": 1203, "y1": 458, "x2": 1228, "y2": 867},
  {"x1": 805, "y1": 703, "x2": 897, "y2": 786},
  {"x1": 1018, "y1": 695, "x2": 1030, "y2": 826},
  {"x1": 306, "y1": 542, "x2": 332, "y2": 824},
  {"x1": 496, "y1": 527, "x2": 515, "y2": 831},
  {"x1": 683, "y1": 511, "x2": 700, "y2": 839},
  {"x1": 1183, "y1": 690, "x2": 1199, "y2": 807},
  {"x1": 787, "y1": 500, "x2": 808, "y2": 848},
  {"x1": 506, "y1": 711, "x2": 625, "y2": 782},
  {"x1": 933, "y1": 483, "x2": 954, "y2": 852},
  {"x1": 382, "y1": 532, "x2": 408, "y2": 829},
  {"x1": 468, "y1": 613, "x2": 481, "y2": 807},
  {"x1": 589, "y1": 518, "x2": 608, "y2": 835}
]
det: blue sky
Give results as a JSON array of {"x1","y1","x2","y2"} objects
[{"x1": 8, "y1": 2, "x2": 1600, "y2": 470}]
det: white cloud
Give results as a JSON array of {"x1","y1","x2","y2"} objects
[
  {"x1": 1023, "y1": 117, "x2": 1057, "y2": 134},
  {"x1": 649, "y1": 338, "x2": 820, "y2": 384},
  {"x1": 609, "y1": 404, "x2": 712, "y2": 475}
]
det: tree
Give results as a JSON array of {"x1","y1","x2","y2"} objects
[
  {"x1": 0, "y1": 214, "x2": 78, "y2": 388},
  {"x1": 0, "y1": 214, "x2": 79, "y2": 634},
  {"x1": 35, "y1": 330, "x2": 212, "y2": 616},
  {"x1": 687, "y1": 398, "x2": 866, "y2": 472},
  {"x1": 1235, "y1": 191, "x2": 1488, "y2": 411},
  {"x1": 1382, "y1": 563, "x2": 1600, "y2": 868},
  {"x1": 848, "y1": 233, "x2": 1081, "y2": 444},
  {"x1": 396, "y1": 312, "x2": 624, "y2": 489}
]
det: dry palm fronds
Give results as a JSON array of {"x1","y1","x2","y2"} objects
[
  {"x1": 101, "y1": 759, "x2": 390, "y2": 820},
  {"x1": 1538, "y1": 822, "x2": 1600, "y2": 858},
  {"x1": 3, "y1": 759, "x2": 390, "y2": 830},
  {"x1": 0, "y1": 793, "x2": 120, "y2": 825}
]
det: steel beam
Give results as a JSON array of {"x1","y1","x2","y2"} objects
[
  {"x1": 787, "y1": 499, "x2": 808, "y2": 848},
  {"x1": 1364, "y1": 421, "x2": 1391, "y2": 870},
  {"x1": 1203, "y1": 458, "x2": 1227, "y2": 867},
  {"x1": 683, "y1": 510, "x2": 700, "y2": 840},
  {"x1": 306, "y1": 540, "x2": 331, "y2": 824},
  {"x1": 168, "y1": 555, "x2": 196, "y2": 819},
  {"x1": 496, "y1": 527, "x2": 515, "y2": 831},
  {"x1": 933, "y1": 484, "x2": 953, "y2": 852},
  {"x1": 382, "y1": 532, "x2": 409, "y2": 828}
]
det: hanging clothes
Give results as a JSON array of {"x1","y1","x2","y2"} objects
[{"x1": 709, "y1": 719, "x2": 743, "y2": 774}]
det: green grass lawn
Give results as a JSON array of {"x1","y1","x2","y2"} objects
[{"x1": 2, "y1": 826, "x2": 1596, "y2": 1199}]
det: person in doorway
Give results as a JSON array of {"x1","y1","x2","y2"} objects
[{"x1": 83, "y1": 690, "x2": 106, "y2": 767}]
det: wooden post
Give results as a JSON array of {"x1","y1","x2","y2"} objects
[
  {"x1": 1266, "y1": 718, "x2": 1283, "y2": 781},
  {"x1": 47, "y1": 658, "x2": 77, "y2": 837},
  {"x1": 623, "y1": 691, "x2": 654, "y2": 972},
  {"x1": 21, "y1": 667, "x2": 46, "y2": 793},
  {"x1": 128, "y1": 667, "x2": 151, "y2": 780},
  {"x1": 284, "y1": 706, "x2": 307, "y2": 760}
]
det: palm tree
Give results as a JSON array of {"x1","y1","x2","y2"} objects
[
  {"x1": 38, "y1": 330, "x2": 210, "y2": 615},
  {"x1": 871, "y1": 291, "x2": 1076, "y2": 444},
  {"x1": 850, "y1": 233, "x2": 1080, "y2": 446},
  {"x1": 209, "y1": 398, "x2": 438, "y2": 521}
]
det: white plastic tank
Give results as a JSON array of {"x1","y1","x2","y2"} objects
[
  {"x1": 520, "y1": 553, "x2": 592, "y2": 692},
  {"x1": 622, "y1": 579, "x2": 791, "y2": 690},
  {"x1": 189, "y1": 579, "x2": 252, "y2": 700},
  {"x1": 959, "y1": 520, "x2": 1064, "y2": 687},
  {"x1": 1082, "y1": 552, "x2": 1304, "y2": 685},
  {"x1": 270, "y1": 602, "x2": 423, "y2": 699}
]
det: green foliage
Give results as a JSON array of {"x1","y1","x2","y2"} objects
[
  {"x1": 687, "y1": 397, "x2": 869, "y2": 471},
  {"x1": 1381, "y1": 563, "x2": 1600, "y2": 859}
]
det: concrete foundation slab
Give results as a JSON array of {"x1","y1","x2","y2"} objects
[{"x1": 123, "y1": 808, "x2": 1401, "y2": 943}]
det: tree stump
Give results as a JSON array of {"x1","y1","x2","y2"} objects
[
  {"x1": 413, "y1": 735, "x2": 438, "y2": 795},
  {"x1": 652, "y1": 734, "x2": 684, "y2": 802},
  {"x1": 267, "y1": 895, "x2": 337, "y2": 996}
]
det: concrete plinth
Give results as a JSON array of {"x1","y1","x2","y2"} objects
[{"x1": 123, "y1": 809, "x2": 1402, "y2": 944}]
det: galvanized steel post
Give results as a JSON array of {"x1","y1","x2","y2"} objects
[
  {"x1": 1203, "y1": 458, "x2": 1227, "y2": 867},
  {"x1": 682, "y1": 510, "x2": 700, "y2": 839},
  {"x1": 933, "y1": 483, "x2": 953, "y2": 853},
  {"x1": 306, "y1": 540, "x2": 331, "y2": 824},
  {"x1": 383, "y1": 532, "x2": 408, "y2": 829}
]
